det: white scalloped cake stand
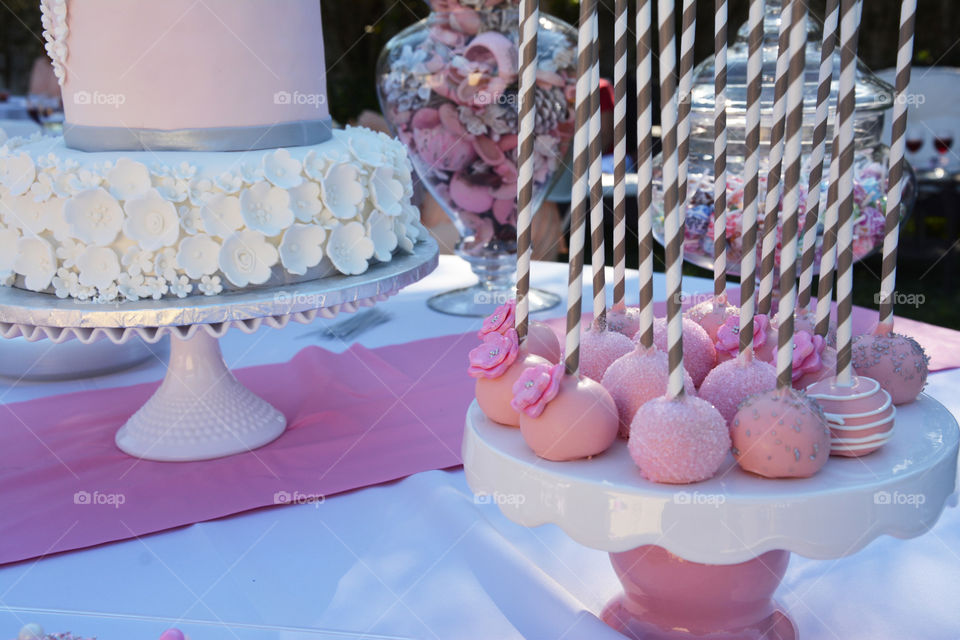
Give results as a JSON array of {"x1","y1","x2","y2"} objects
[
  {"x1": 463, "y1": 395, "x2": 959, "y2": 639},
  {"x1": 0, "y1": 239, "x2": 437, "y2": 462}
]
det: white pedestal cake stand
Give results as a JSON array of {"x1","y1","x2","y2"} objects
[
  {"x1": 462, "y1": 395, "x2": 959, "y2": 639},
  {"x1": 0, "y1": 238, "x2": 438, "y2": 462}
]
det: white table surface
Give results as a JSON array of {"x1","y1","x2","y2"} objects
[{"x1": 0, "y1": 256, "x2": 958, "y2": 640}]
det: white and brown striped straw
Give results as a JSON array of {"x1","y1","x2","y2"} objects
[
  {"x1": 834, "y1": 0, "x2": 862, "y2": 385},
  {"x1": 636, "y1": 0, "x2": 656, "y2": 349},
  {"x1": 878, "y1": 0, "x2": 917, "y2": 329},
  {"x1": 757, "y1": 2, "x2": 793, "y2": 316},
  {"x1": 738, "y1": 0, "x2": 765, "y2": 356},
  {"x1": 658, "y1": 0, "x2": 685, "y2": 398},
  {"x1": 564, "y1": 0, "x2": 596, "y2": 377},
  {"x1": 797, "y1": 0, "x2": 840, "y2": 311},
  {"x1": 611, "y1": 0, "x2": 629, "y2": 312},
  {"x1": 588, "y1": 8, "x2": 607, "y2": 328},
  {"x1": 814, "y1": 128, "x2": 841, "y2": 337},
  {"x1": 515, "y1": 0, "x2": 540, "y2": 342},
  {"x1": 677, "y1": 0, "x2": 697, "y2": 212},
  {"x1": 712, "y1": 0, "x2": 728, "y2": 297},
  {"x1": 776, "y1": 0, "x2": 807, "y2": 389}
]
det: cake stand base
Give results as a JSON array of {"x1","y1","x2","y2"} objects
[
  {"x1": 601, "y1": 546, "x2": 796, "y2": 640},
  {"x1": 115, "y1": 331, "x2": 286, "y2": 462}
]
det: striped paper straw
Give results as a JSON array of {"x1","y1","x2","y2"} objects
[
  {"x1": 758, "y1": 2, "x2": 793, "y2": 316},
  {"x1": 677, "y1": 0, "x2": 697, "y2": 212},
  {"x1": 515, "y1": 0, "x2": 540, "y2": 342},
  {"x1": 739, "y1": 0, "x2": 765, "y2": 356},
  {"x1": 776, "y1": 0, "x2": 808, "y2": 389},
  {"x1": 588, "y1": 8, "x2": 606, "y2": 327},
  {"x1": 879, "y1": 0, "x2": 918, "y2": 329},
  {"x1": 713, "y1": 0, "x2": 728, "y2": 297},
  {"x1": 658, "y1": 0, "x2": 684, "y2": 398},
  {"x1": 564, "y1": 0, "x2": 596, "y2": 376},
  {"x1": 834, "y1": 0, "x2": 862, "y2": 385},
  {"x1": 636, "y1": 0, "x2": 656, "y2": 349},
  {"x1": 612, "y1": 0, "x2": 629, "y2": 311},
  {"x1": 797, "y1": 0, "x2": 840, "y2": 310},
  {"x1": 815, "y1": 128, "x2": 841, "y2": 337}
]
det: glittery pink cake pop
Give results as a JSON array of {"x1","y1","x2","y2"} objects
[
  {"x1": 790, "y1": 330, "x2": 835, "y2": 389},
  {"x1": 606, "y1": 306, "x2": 641, "y2": 338},
  {"x1": 730, "y1": 387, "x2": 831, "y2": 478},
  {"x1": 852, "y1": 331, "x2": 928, "y2": 405},
  {"x1": 601, "y1": 344, "x2": 695, "y2": 438},
  {"x1": 698, "y1": 354, "x2": 778, "y2": 425},
  {"x1": 477, "y1": 299, "x2": 562, "y2": 364},
  {"x1": 649, "y1": 317, "x2": 717, "y2": 387},
  {"x1": 714, "y1": 314, "x2": 776, "y2": 365},
  {"x1": 788, "y1": 306, "x2": 836, "y2": 346},
  {"x1": 628, "y1": 394, "x2": 730, "y2": 484},
  {"x1": 516, "y1": 364, "x2": 619, "y2": 461},
  {"x1": 806, "y1": 375, "x2": 896, "y2": 457},
  {"x1": 580, "y1": 324, "x2": 634, "y2": 382},
  {"x1": 469, "y1": 329, "x2": 550, "y2": 426},
  {"x1": 684, "y1": 295, "x2": 738, "y2": 342}
]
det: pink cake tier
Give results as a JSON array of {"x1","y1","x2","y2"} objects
[{"x1": 44, "y1": 0, "x2": 331, "y2": 152}]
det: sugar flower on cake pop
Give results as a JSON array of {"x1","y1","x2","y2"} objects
[
  {"x1": 684, "y1": 295, "x2": 738, "y2": 342},
  {"x1": 76, "y1": 246, "x2": 120, "y2": 289},
  {"x1": 326, "y1": 221, "x2": 374, "y2": 275},
  {"x1": 64, "y1": 187, "x2": 124, "y2": 246},
  {"x1": 123, "y1": 189, "x2": 180, "y2": 251},
  {"x1": 468, "y1": 329, "x2": 520, "y2": 379},
  {"x1": 218, "y1": 230, "x2": 279, "y2": 287},
  {"x1": 478, "y1": 299, "x2": 516, "y2": 338},
  {"x1": 106, "y1": 157, "x2": 151, "y2": 201},
  {"x1": 792, "y1": 331, "x2": 826, "y2": 383},
  {"x1": 240, "y1": 182, "x2": 294, "y2": 237},
  {"x1": 321, "y1": 164, "x2": 366, "y2": 220},
  {"x1": 200, "y1": 194, "x2": 244, "y2": 239},
  {"x1": 262, "y1": 148, "x2": 303, "y2": 189},
  {"x1": 279, "y1": 224, "x2": 326, "y2": 275},
  {"x1": 13, "y1": 236, "x2": 56, "y2": 291},
  {"x1": 511, "y1": 362, "x2": 563, "y2": 418},
  {"x1": 288, "y1": 182, "x2": 323, "y2": 223},
  {"x1": 715, "y1": 313, "x2": 775, "y2": 364}
]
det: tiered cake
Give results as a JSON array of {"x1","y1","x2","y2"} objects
[{"x1": 0, "y1": 0, "x2": 425, "y2": 303}]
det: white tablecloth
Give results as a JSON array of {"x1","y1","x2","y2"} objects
[{"x1": 1, "y1": 257, "x2": 958, "y2": 640}]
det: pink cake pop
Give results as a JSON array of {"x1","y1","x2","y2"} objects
[
  {"x1": 714, "y1": 313, "x2": 776, "y2": 365},
  {"x1": 606, "y1": 306, "x2": 641, "y2": 338},
  {"x1": 649, "y1": 317, "x2": 716, "y2": 387},
  {"x1": 790, "y1": 330, "x2": 836, "y2": 389},
  {"x1": 851, "y1": 330, "x2": 928, "y2": 405},
  {"x1": 628, "y1": 395, "x2": 731, "y2": 484},
  {"x1": 580, "y1": 323, "x2": 634, "y2": 382},
  {"x1": 684, "y1": 295, "x2": 738, "y2": 343},
  {"x1": 158, "y1": 630, "x2": 188, "y2": 640},
  {"x1": 601, "y1": 344, "x2": 695, "y2": 438},
  {"x1": 469, "y1": 329, "x2": 550, "y2": 426},
  {"x1": 698, "y1": 353, "x2": 778, "y2": 425},
  {"x1": 515, "y1": 363, "x2": 619, "y2": 461},
  {"x1": 730, "y1": 387, "x2": 830, "y2": 478},
  {"x1": 806, "y1": 375, "x2": 896, "y2": 457},
  {"x1": 478, "y1": 299, "x2": 562, "y2": 364}
]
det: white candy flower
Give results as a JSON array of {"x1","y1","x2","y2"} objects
[
  {"x1": 64, "y1": 187, "x2": 124, "y2": 246},
  {"x1": 0, "y1": 152, "x2": 36, "y2": 196},
  {"x1": 52, "y1": 267, "x2": 79, "y2": 299},
  {"x1": 76, "y1": 246, "x2": 121, "y2": 289},
  {"x1": 30, "y1": 173, "x2": 54, "y2": 202},
  {"x1": 0, "y1": 225, "x2": 20, "y2": 275},
  {"x1": 218, "y1": 230, "x2": 278, "y2": 287},
  {"x1": 279, "y1": 224, "x2": 325, "y2": 275},
  {"x1": 155, "y1": 176, "x2": 189, "y2": 203},
  {"x1": 122, "y1": 247, "x2": 154, "y2": 277},
  {"x1": 326, "y1": 222, "x2": 374, "y2": 275},
  {"x1": 215, "y1": 171, "x2": 244, "y2": 194},
  {"x1": 8, "y1": 194, "x2": 47, "y2": 235},
  {"x1": 200, "y1": 194, "x2": 243, "y2": 239},
  {"x1": 117, "y1": 272, "x2": 144, "y2": 301},
  {"x1": 123, "y1": 189, "x2": 180, "y2": 251},
  {"x1": 96, "y1": 283, "x2": 119, "y2": 303},
  {"x1": 170, "y1": 275, "x2": 193, "y2": 298},
  {"x1": 288, "y1": 181, "x2": 322, "y2": 222},
  {"x1": 239, "y1": 182, "x2": 293, "y2": 236},
  {"x1": 55, "y1": 237, "x2": 86, "y2": 268},
  {"x1": 172, "y1": 161, "x2": 197, "y2": 181},
  {"x1": 395, "y1": 219, "x2": 415, "y2": 253},
  {"x1": 139, "y1": 276, "x2": 169, "y2": 300},
  {"x1": 51, "y1": 171, "x2": 76, "y2": 198},
  {"x1": 348, "y1": 130, "x2": 387, "y2": 165},
  {"x1": 188, "y1": 177, "x2": 216, "y2": 206},
  {"x1": 304, "y1": 149, "x2": 346, "y2": 181},
  {"x1": 14, "y1": 236, "x2": 57, "y2": 291},
  {"x1": 178, "y1": 205, "x2": 204, "y2": 235},
  {"x1": 368, "y1": 166, "x2": 404, "y2": 217},
  {"x1": 176, "y1": 234, "x2": 221, "y2": 279},
  {"x1": 366, "y1": 212, "x2": 398, "y2": 262},
  {"x1": 241, "y1": 162, "x2": 265, "y2": 184},
  {"x1": 68, "y1": 169, "x2": 102, "y2": 192},
  {"x1": 199, "y1": 274, "x2": 223, "y2": 296},
  {"x1": 74, "y1": 284, "x2": 96, "y2": 301},
  {"x1": 106, "y1": 158, "x2": 152, "y2": 201},
  {"x1": 153, "y1": 247, "x2": 178, "y2": 281},
  {"x1": 321, "y1": 164, "x2": 365, "y2": 220},
  {"x1": 262, "y1": 149, "x2": 303, "y2": 189}
]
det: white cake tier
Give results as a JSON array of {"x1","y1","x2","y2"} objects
[{"x1": 0, "y1": 127, "x2": 427, "y2": 303}]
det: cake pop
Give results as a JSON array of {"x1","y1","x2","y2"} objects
[
  {"x1": 469, "y1": 329, "x2": 550, "y2": 426},
  {"x1": 580, "y1": 322, "x2": 634, "y2": 382},
  {"x1": 477, "y1": 299, "x2": 562, "y2": 364},
  {"x1": 730, "y1": 387, "x2": 830, "y2": 478},
  {"x1": 649, "y1": 316, "x2": 716, "y2": 387},
  {"x1": 601, "y1": 344, "x2": 695, "y2": 438},
  {"x1": 628, "y1": 394, "x2": 730, "y2": 484},
  {"x1": 714, "y1": 313, "x2": 776, "y2": 365},
  {"x1": 851, "y1": 330, "x2": 928, "y2": 405},
  {"x1": 515, "y1": 362, "x2": 619, "y2": 461},
  {"x1": 698, "y1": 353, "x2": 778, "y2": 425},
  {"x1": 606, "y1": 305, "x2": 641, "y2": 338},
  {"x1": 684, "y1": 295, "x2": 738, "y2": 343},
  {"x1": 806, "y1": 375, "x2": 895, "y2": 457},
  {"x1": 790, "y1": 330, "x2": 836, "y2": 389},
  {"x1": 159, "y1": 631, "x2": 188, "y2": 640}
]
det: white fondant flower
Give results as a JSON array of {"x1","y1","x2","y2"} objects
[
  {"x1": 117, "y1": 272, "x2": 144, "y2": 301},
  {"x1": 326, "y1": 222, "x2": 374, "y2": 275},
  {"x1": 215, "y1": 172, "x2": 244, "y2": 194},
  {"x1": 14, "y1": 236, "x2": 56, "y2": 291},
  {"x1": 122, "y1": 247, "x2": 154, "y2": 277},
  {"x1": 153, "y1": 247, "x2": 178, "y2": 281},
  {"x1": 7, "y1": 194, "x2": 47, "y2": 235},
  {"x1": 188, "y1": 177, "x2": 216, "y2": 206},
  {"x1": 95, "y1": 284, "x2": 119, "y2": 303},
  {"x1": 68, "y1": 169, "x2": 102, "y2": 193},
  {"x1": 178, "y1": 205, "x2": 204, "y2": 235},
  {"x1": 321, "y1": 165, "x2": 365, "y2": 220},
  {"x1": 0, "y1": 225, "x2": 20, "y2": 274},
  {"x1": 107, "y1": 158, "x2": 152, "y2": 201},
  {"x1": 395, "y1": 219, "x2": 415, "y2": 253},
  {"x1": 0, "y1": 152, "x2": 36, "y2": 196},
  {"x1": 64, "y1": 188, "x2": 124, "y2": 246},
  {"x1": 200, "y1": 194, "x2": 243, "y2": 239},
  {"x1": 279, "y1": 224, "x2": 325, "y2": 275},
  {"x1": 366, "y1": 213, "x2": 398, "y2": 262},
  {"x1": 155, "y1": 176, "x2": 190, "y2": 203},
  {"x1": 30, "y1": 173, "x2": 54, "y2": 202},
  {"x1": 170, "y1": 275, "x2": 193, "y2": 298},
  {"x1": 55, "y1": 237, "x2": 86, "y2": 268},
  {"x1": 218, "y1": 230, "x2": 279, "y2": 287},
  {"x1": 239, "y1": 182, "x2": 294, "y2": 236},
  {"x1": 123, "y1": 189, "x2": 180, "y2": 251},
  {"x1": 262, "y1": 149, "x2": 303, "y2": 189},
  {"x1": 348, "y1": 130, "x2": 387, "y2": 166},
  {"x1": 76, "y1": 246, "x2": 120, "y2": 289},
  {"x1": 172, "y1": 162, "x2": 197, "y2": 181},
  {"x1": 52, "y1": 267, "x2": 78, "y2": 299},
  {"x1": 176, "y1": 234, "x2": 220, "y2": 279},
  {"x1": 241, "y1": 162, "x2": 265, "y2": 184},
  {"x1": 139, "y1": 276, "x2": 169, "y2": 300},
  {"x1": 51, "y1": 171, "x2": 76, "y2": 198},
  {"x1": 288, "y1": 182, "x2": 322, "y2": 222},
  {"x1": 304, "y1": 149, "x2": 346, "y2": 181},
  {"x1": 368, "y1": 166, "x2": 404, "y2": 217},
  {"x1": 199, "y1": 274, "x2": 223, "y2": 296}
]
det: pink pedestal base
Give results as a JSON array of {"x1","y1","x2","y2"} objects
[{"x1": 601, "y1": 546, "x2": 797, "y2": 640}]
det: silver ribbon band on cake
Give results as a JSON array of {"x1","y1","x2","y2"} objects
[{"x1": 63, "y1": 118, "x2": 334, "y2": 152}]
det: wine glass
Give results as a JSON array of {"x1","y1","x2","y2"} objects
[
  {"x1": 904, "y1": 127, "x2": 923, "y2": 157},
  {"x1": 933, "y1": 128, "x2": 954, "y2": 168}
]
